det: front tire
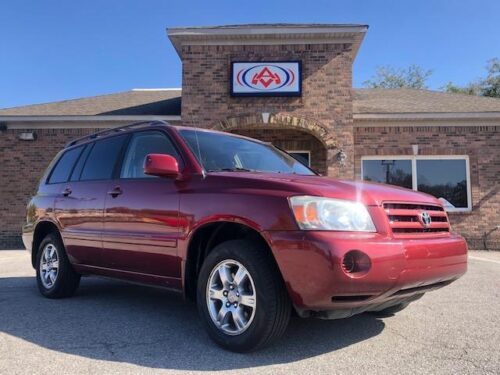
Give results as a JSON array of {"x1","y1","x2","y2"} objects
[
  {"x1": 197, "y1": 240, "x2": 291, "y2": 352},
  {"x1": 35, "y1": 232, "x2": 80, "y2": 298}
]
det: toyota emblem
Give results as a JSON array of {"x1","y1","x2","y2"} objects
[{"x1": 420, "y1": 211, "x2": 432, "y2": 227}]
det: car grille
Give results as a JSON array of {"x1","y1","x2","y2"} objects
[{"x1": 383, "y1": 202, "x2": 450, "y2": 237}]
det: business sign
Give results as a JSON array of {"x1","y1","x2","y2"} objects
[{"x1": 231, "y1": 61, "x2": 301, "y2": 97}]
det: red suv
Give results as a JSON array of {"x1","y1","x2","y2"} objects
[{"x1": 23, "y1": 121, "x2": 467, "y2": 352}]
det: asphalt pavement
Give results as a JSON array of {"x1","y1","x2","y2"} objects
[{"x1": 1, "y1": 250, "x2": 499, "y2": 375}]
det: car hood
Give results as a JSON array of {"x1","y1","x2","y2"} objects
[{"x1": 208, "y1": 172, "x2": 442, "y2": 207}]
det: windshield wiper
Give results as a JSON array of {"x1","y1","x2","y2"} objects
[{"x1": 207, "y1": 167, "x2": 255, "y2": 172}]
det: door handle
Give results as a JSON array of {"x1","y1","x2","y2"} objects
[
  {"x1": 107, "y1": 186, "x2": 123, "y2": 198},
  {"x1": 62, "y1": 187, "x2": 72, "y2": 197}
]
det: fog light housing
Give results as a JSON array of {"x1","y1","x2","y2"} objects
[{"x1": 341, "y1": 250, "x2": 371, "y2": 277}]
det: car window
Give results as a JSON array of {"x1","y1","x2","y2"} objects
[
  {"x1": 70, "y1": 144, "x2": 92, "y2": 181},
  {"x1": 48, "y1": 145, "x2": 84, "y2": 184},
  {"x1": 120, "y1": 131, "x2": 181, "y2": 179},
  {"x1": 179, "y1": 129, "x2": 315, "y2": 175},
  {"x1": 80, "y1": 135, "x2": 127, "y2": 181}
]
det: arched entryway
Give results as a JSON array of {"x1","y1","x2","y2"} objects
[{"x1": 211, "y1": 113, "x2": 336, "y2": 176}]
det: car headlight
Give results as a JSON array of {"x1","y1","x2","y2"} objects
[{"x1": 289, "y1": 196, "x2": 376, "y2": 232}]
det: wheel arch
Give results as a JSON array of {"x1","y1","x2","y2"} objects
[
  {"x1": 31, "y1": 220, "x2": 61, "y2": 268},
  {"x1": 183, "y1": 220, "x2": 283, "y2": 301}
]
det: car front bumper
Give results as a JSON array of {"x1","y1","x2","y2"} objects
[{"x1": 264, "y1": 230, "x2": 467, "y2": 318}]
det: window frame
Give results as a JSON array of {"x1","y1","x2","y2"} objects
[
  {"x1": 78, "y1": 134, "x2": 129, "y2": 182},
  {"x1": 361, "y1": 155, "x2": 472, "y2": 212},
  {"x1": 69, "y1": 143, "x2": 92, "y2": 182},
  {"x1": 46, "y1": 145, "x2": 85, "y2": 185},
  {"x1": 117, "y1": 129, "x2": 185, "y2": 181}
]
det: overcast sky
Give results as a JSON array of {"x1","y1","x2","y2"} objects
[{"x1": 0, "y1": 0, "x2": 498, "y2": 108}]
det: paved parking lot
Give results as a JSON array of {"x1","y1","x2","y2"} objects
[{"x1": 1, "y1": 250, "x2": 499, "y2": 375}]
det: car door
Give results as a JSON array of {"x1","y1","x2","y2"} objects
[
  {"x1": 55, "y1": 135, "x2": 128, "y2": 267},
  {"x1": 101, "y1": 130, "x2": 183, "y2": 283}
]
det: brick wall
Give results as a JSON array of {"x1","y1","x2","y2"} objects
[
  {"x1": 1, "y1": 123, "x2": 498, "y2": 249},
  {"x1": 0, "y1": 126, "x2": 113, "y2": 248},
  {"x1": 354, "y1": 125, "x2": 500, "y2": 249},
  {"x1": 180, "y1": 43, "x2": 354, "y2": 178}
]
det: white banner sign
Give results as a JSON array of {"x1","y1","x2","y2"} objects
[{"x1": 231, "y1": 62, "x2": 301, "y2": 96}]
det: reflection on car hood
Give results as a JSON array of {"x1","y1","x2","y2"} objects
[{"x1": 207, "y1": 171, "x2": 442, "y2": 207}]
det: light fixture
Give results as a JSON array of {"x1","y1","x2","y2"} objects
[
  {"x1": 18, "y1": 132, "x2": 37, "y2": 141},
  {"x1": 336, "y1": 149, "x2": 347, "y2": 167},
  {"x1": 262, "y1": 112, "x2": 270, "y2": 124}
]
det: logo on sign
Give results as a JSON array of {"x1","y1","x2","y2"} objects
[
  {"x1": 231, "y1": 62, "x2": 301, "y2": 96},
  {"x1": 236, "y1": 65, "x2": 296, "y2": 91},
  {"x1": 251, "y1": 67, "x2": 282, "y2": 88}
]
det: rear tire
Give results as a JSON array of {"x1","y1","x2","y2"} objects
[
  {"x1": 197, "y1": 239, "x2": 291, "y2": 352},
  {"x1": 35, "y1": 232, "x2": 80, "y2": 298}
]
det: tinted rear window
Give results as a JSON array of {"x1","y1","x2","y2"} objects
[
  {"x1": 48, "y1": 146, "x2": 84, "y2": 184},
  {"x1": 70, "y1": 144, "x2": 91, "y2": 181},
  {"x1": 80, "y1": 135, "x2": 127, "y2": 181}
]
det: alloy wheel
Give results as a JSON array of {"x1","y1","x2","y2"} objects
[
  {"x1": 39, "y1": 243, "x2": 59, "y2": 289},
  {"x1": 206, "y1": 259, "x2": 257, "y2": 335}
]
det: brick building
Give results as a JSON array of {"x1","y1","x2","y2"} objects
[{"x1": 0, "y1": 24, "x2": 499, "y2": 249}]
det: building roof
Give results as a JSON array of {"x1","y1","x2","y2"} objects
[
  {"x1": 167, "y1": 23, "x2": 368, "y2": 59},
  {"x1": 353, "y1": 88, "x2": 500, "y2": 114},
  {"x1": 1, "y1": 87, "x2": 500, "y2": 118},
  {"x1": 0, "y1": 89, "x2": 181, "y2": 116}
]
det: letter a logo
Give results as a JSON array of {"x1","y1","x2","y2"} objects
[{"x1": 251, "y1": 67, "x2": 281, "y2": 88}]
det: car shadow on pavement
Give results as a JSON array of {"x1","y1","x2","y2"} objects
[{"x1": 0, "y1": 276, "x2": 385, "y2": 371}]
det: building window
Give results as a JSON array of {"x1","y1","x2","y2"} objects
[
  {"x1": 361, "y1": 159, "x2": 412, "y2": 189},
  {"x1": 361, "y1": 156, "x2": 471, "y2": 212},
  {"x1": 287, "y1": 150, "x2": 311, "y2": 167}
]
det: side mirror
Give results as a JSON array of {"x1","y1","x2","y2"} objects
[{"x1": 144, "y1": 154, "x2": 180, "y2": 178}]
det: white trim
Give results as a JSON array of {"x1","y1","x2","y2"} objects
[
  {"x1": 0, "y1": 115, "x2": 181, "y2": 122},
  {"x1": 168, "y1": 25, "x2": 368, "y2": 59},
  {"x1": 361, "y1": 155, "x2": 472, "y2": 213},
  {"x1": 411, "y1": 158, "x2": 417, "y2": 191},
  {"x1": 1, "y1": 115, "x2": 182, "y2": 129},
  {"x1": 353, "y1": 121, "x2": 500, "y2": 128},
  {"x1": 168, "y1": 25, "x2": 368, "y2": 37},
  {"x1": 286, "y1": 150, "x2": 311, "y2": 167},
  {"x1": 354, "y1": 112, "x2": 500, "y2": 121}
]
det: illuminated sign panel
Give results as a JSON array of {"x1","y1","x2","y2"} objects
[{"x1": 231, "y1": 62, "x2": 301, "y2": 96}]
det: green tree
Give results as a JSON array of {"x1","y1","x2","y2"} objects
[
  {"x1": 443, "y1": 58, "x2": 500, "y2": 98},
  {"x1": 441, "y1": 81, "x2": 481, "y2": 96},
  {"x1": 363, "y1": 64, "x2": 433, "y2": 89},
  {"x1": 482, "y1": 58, "x2": 500, "y2": 97}
]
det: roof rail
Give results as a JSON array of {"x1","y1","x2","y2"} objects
[{"x1": 64, "y1": 120, "x2": 170, "y2": 148}]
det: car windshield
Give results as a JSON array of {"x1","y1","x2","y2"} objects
[{"x1": 179, "y1": 129, "x2": 315, "y2": 175}]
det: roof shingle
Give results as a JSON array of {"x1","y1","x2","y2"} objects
[
  {"x1": 353, "y1": 88, "x2": 500, "y2": 114},
  {"x1": 0, "y1": 89, "x2": 181, "y2": 116},
  {"x1": 1, "y1": 88, "x2": 499, "y2": 117}
]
